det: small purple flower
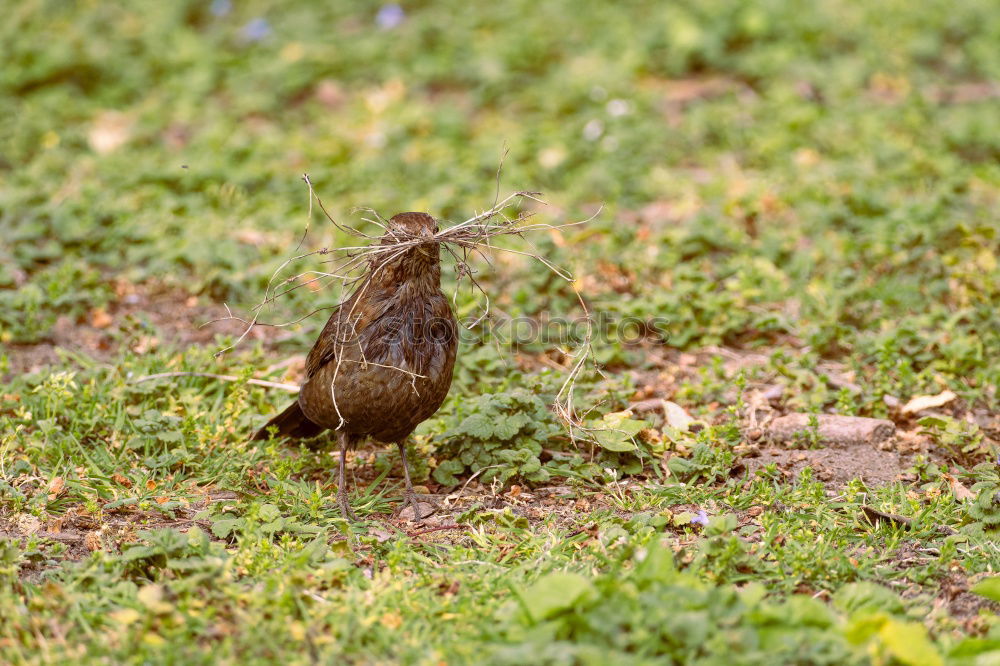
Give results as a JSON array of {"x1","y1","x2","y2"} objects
[
  {"x1": 241, "y1": 17, "x2": 271, "y2": 42},
  {"x1": 210, "y1": 0, "x2": 232, "y2": 17},
  {"x1": 375, "y1": 4, "x2": 405, "y2": 30},
  {"x1": 691, "y1": 509, "x2": 709, "y2": 527}
]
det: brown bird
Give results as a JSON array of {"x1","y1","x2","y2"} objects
[{"x1": 252, "y1": 212, "x2": 458, "y2": 521}]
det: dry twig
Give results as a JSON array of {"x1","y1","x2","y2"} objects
[{"x1": 131, "y1": 371, "x2": 300, "y2": 392}]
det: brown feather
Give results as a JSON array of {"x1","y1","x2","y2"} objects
[{"x1": 269, "y1": 212, "x2": 457, "y2": 445}]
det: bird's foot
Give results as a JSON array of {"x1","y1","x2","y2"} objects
[
  {"x1": 338, "y1": 491, "x2": 359, "y2": 522},
  {"x1": 400, "y1": 492, "x2": 438, "y2": 522}
]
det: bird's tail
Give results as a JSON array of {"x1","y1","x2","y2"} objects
[{"x1": 250, "y1": 400, "x2": 324, "y2": 441}]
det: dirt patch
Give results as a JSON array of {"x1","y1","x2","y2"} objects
[
  {"x1": 941, "y1": 573, "x2": 1000, "y2": 624},
  {"x1": 1, "y1": 490, "x2": 239, "y2": 581},
  {"x1": 743, "y1": 444, "x2": 912, "y2": 487},
  {"x1": 4, "y1": 283, "x2": 289, "y2": 377}
]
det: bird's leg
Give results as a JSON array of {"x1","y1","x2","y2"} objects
[
  {"x1": 337, "y1": 431, "x2": 358, "y2": 521},
  {"x1": 397, "y1": 440, "x2": 434, "y2": 521}
]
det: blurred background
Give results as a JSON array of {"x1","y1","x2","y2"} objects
[
  {"x1": 2, "y1": 0, "x2": 998, "y2": 398},
  {"x1": 2, "y1": 3, "x2": 999, "y2": 659}
]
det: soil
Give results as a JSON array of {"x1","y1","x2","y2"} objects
[
  {"x1": 3, "y1": 284, "x2": 290, "y2": 378},
  {"x1": 742, "y1": 444, "x2": 913, "y2": 487}
]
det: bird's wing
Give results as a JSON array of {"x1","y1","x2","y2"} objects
[{"x1": 304, "y1": 285, "x2": 393, "y2": 378}]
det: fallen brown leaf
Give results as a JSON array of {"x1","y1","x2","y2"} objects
[
  {"x1": 48, "y1": 476, "x2": 66, "y2": 496},
  {"x1": 942, "y1": 473, "x2": 975, "y2": 502},
  {"x1": 90, "y1": 308, "x2": 113, "y2": 329},
  {"x1": 901, "y1": 390, "x2": 957, "y2": 415}
]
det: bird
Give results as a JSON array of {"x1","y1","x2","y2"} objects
[{"x1": 251, "y1": 212, "x2": 458, "y2": 521}]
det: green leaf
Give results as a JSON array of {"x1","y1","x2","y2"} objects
[
  {"x1": 844, "y1": 611, "x2": 888, "y2": 645},
  {"x1": 948, "y1": 638, "x2": 1000, "y2": 658},
  {"x1": 516, "y1": 572, "x2": 593, "y2": 622},
  {"x1": 879, "y1": 620, "x2": 943, "y2": 666},
  {"x1": 103, "y1": 497, "x2": 140, "y2": 510},
  {"x1": 634, "y1": 544, "x2": 676, "y2": 585},
  {"x1": 261, "y1": 518, "x2": 286, "y2": 534},
  {"x1": 494, "y1": 413, "x2": 530, "y2": 440},
  {"x1": 783, "y1": 596, "x2": 834, "y2": 628},
  {"x1": 285, "y1": 522, "x2": 323, "y2": 535},
  {"x1": 592, "y1": 428, "x2": 638, "y2": 452},
  {"x1": 834, "y1": 582, "x2": 904, "y2": 614},
  {"x1": 916, "y1": 416, "x2": 950, "y2": 429},
  {"x1": 186, "y1": 526, "x2": 208, "y2": 550},
  {"x1": 433, "y1": 459, "x2": 465, "y2": 487},
  {"x1": 258, "y1": 503, "x2": 280, "y2": 522},
  {"x1": 590, "y1": 412, "x2": 649, "y2": 452},
  {"x1": 672, "y1": 511, "x2": 694, "y2": 527},
  {"x1": 971, "y1": 576, "x2": 1000, "y2": 602},
  {"x1": 704, "y1": 513, "x2": 738, "y2": 536},
  {"x1": 156, "y1": 430, "x2": 183, "y2": 443},
  {"x1": 118, "y1": 545, "x2": 158, "y2": 562},
  {"x1": 667, "y1": 457, "x2": 699, "y2": 477},
  {"x1": 458, "y1": 413, "x2": 494, "y2": 439},
  {"x1": 211, "y1": 518, "x2": 242, "y2": 539}
]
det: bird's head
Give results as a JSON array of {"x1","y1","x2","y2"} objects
[
  {"x1": 372, "y1": 212, "x2": 442, "y2": 287},
  {"x1": 385, "y1": 212, "x2": 438, "y2": 240}
]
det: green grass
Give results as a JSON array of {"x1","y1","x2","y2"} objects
[{"x1": 1, "y1": 0, "x2": 999, "y2": 663}]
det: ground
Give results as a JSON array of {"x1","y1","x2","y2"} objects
[{"x1": 2, "y1": 1, "x2": 999, "y2": 664}]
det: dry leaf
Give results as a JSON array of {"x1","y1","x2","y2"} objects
[
  {"x1": 109, "y1": 608, "x2": 141, "y2": 625},
  {"x1": 137, "y1": 584, "x2": 172, "y2": 614},
  {"x1": 942, "y1": 473, "x2": 974, "y2": 501},
  {"x1": 235, "y1": 229, "x2": 268, "y2": 246},
  {"x1": 132, "y1": 335, "x2": 159, "y2": 354},
  {"x1": 48, "y1": 476, "x2": 66, "y2": 496},
  {"x1": 88, "y1": 111, "x2": 132, "y2": 154},
  {"x1": 16, "y1": 513, "x2": 42, "y2": 535},
  {"x1": 288, "y1": 621, "x2": 306, "y2": 641},
  {"x1": 638, "y1": 428, "x2": 663, "y2": 446},
  {"x1": 902, "y1": 390, "x2": 957, "y2": 415},
  {"x1": 661, "y1": 401, "x2": 695, "y2": 431},
  {"x1": 370, "y1": 528, "x2": 394, "y2": 543},
  {"x1": 90, "y1": 308, "x2": 113, "y2": 329},
  {"x1": 84, "y1": 532, "x2": 103, "y2": 551},
  {"x1": 380, "y1": 612, "x2": 403, "y2": 630}
]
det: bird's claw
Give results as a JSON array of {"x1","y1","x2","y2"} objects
[
  {"x1": 402, "y1": 493, "x2": 438, "y2": 522},
  {"x1": 338, "y1": 492, "x2": 358, "y2": 522}
]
